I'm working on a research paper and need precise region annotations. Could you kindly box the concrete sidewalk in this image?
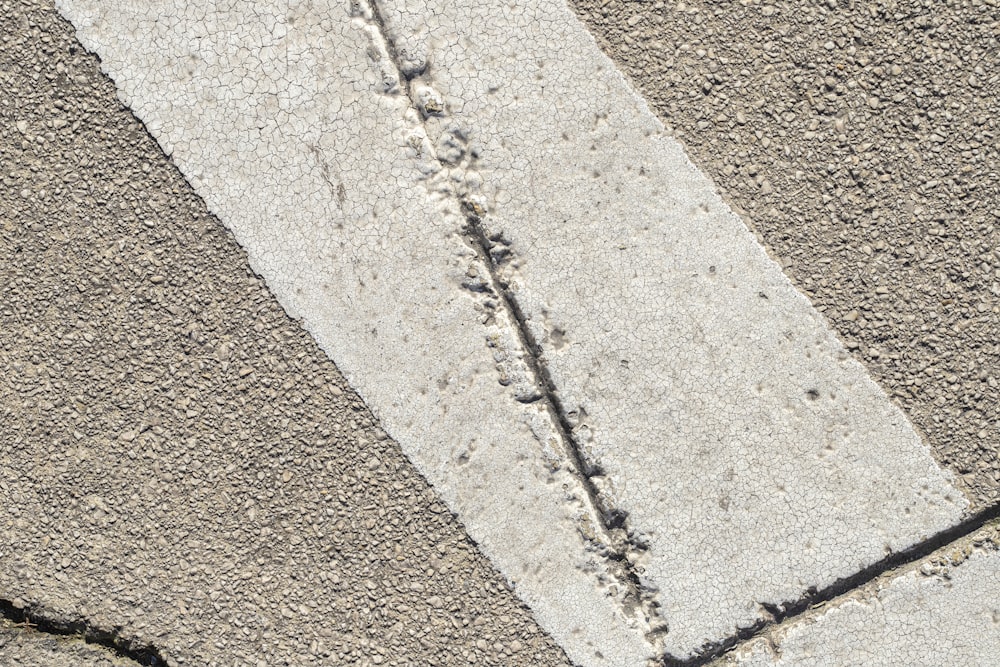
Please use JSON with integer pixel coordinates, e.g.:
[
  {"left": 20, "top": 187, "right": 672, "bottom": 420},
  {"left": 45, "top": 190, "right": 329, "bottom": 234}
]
[{"left": 2, "top": 0, "right": 997, "bottom": 665}]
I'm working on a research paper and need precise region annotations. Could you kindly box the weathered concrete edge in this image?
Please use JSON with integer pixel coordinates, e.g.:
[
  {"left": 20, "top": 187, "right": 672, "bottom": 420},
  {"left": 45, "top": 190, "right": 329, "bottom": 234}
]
[{"left": 710, "top": 515, "right": 1000, "bottom": 665}]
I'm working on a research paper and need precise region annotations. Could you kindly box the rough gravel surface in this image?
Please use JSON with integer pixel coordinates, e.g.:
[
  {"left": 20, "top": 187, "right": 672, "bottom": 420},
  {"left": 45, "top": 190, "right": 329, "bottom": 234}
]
[
  {"left": 571, "top": 0, "right": 1000, "bottom": 506},
  {"left": 0, "top": 2, "right": 573, "bottom": 665}
]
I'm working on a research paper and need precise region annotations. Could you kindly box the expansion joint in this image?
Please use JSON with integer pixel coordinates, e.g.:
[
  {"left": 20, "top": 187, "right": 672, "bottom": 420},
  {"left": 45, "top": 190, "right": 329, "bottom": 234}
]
[{"left": 354, "top": 0, "right": 669, "bottom": 653}]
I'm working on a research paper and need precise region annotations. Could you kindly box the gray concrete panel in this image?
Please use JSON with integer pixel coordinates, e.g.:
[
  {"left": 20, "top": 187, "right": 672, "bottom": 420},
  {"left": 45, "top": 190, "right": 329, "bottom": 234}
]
[{"left": 727, "top": 526, "right": 1000, "bottom": 667}]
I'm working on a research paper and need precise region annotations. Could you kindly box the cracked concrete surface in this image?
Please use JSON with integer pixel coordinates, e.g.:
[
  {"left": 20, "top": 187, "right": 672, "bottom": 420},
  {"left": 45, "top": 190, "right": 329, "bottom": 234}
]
[
  {"left": 47, "top": 0, "right": 662, "bottom": 663},
  {"left": 4, "top": 0, "right": 997, "bottom": 665},
  {"left": 722, "top": 522, "right": 1000, "bottom": 666},
  {"left": 372, "top": 0, "right": 970, "bottom": 656}
]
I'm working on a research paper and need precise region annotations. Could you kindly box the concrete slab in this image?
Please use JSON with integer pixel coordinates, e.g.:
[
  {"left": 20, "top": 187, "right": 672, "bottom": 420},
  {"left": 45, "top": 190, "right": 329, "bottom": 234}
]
[
  {"left": 49, "top": 0, "right": 972, "bottom": 662},
  {"left": 569, "top": 0, "right": 1000, "bottom": 506},
  {"left": 724, "top": 524, "right": 1000, "bottom": 666}
]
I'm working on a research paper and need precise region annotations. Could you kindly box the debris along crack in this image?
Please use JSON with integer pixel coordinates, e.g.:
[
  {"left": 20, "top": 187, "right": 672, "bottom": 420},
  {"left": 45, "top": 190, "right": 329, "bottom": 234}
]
[
  {"left": 460, "top": 208, "right": 667, "bottom": 635},
  {"left": 0, "top": 597, "right": 166, "bottom": 666},
  {"left": 351, "top": 0, "right": 669, "bottom": 653},
  {"left": 679, "top": 504, "right": 1000, "bottom": 667}
]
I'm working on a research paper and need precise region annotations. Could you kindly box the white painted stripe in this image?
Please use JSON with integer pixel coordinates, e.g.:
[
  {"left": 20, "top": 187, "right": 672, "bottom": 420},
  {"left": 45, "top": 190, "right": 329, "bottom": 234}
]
[
  {"left": 55, "top": 1, "right": 652, "bottom": 665},
  {"left": 56, "top": 0, "right": 967, "bottom": 662},
  {"left": 369, "top": 0, "right": 968, "bottom": 657}
]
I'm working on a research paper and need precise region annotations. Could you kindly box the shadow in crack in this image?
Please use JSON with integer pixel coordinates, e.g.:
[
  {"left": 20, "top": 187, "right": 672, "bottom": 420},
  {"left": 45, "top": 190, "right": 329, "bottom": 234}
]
[
  {"left": 0, "top": 598, "right": 166, "bottom": 666},
  {"left": 661, "top": 503, "right": 1000, "bottom": 666}
]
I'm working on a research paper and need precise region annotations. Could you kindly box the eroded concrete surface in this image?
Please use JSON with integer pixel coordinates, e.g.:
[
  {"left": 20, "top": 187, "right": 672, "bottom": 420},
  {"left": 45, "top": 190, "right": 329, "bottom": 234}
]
[
  {"left": 43, "top": 0, "right": 977, "bottom": 663},
  {"left": 724, "top": 523, "right": 1000, "bottom": 667}
]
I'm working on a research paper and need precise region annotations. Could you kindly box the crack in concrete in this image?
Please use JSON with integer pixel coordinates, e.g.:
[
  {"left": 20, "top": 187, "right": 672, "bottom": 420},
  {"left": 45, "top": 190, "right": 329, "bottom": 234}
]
[
  {"left": 678, "top": 503, "right": 1000, "bottom": 666},
  {"left": 355, "top": 0, "right": 670, "bottom": 654},
  {"left": 352, "top": 4, "right": 1000, "bottom": 662},
  {"left": 461, "top": 210, "right": 668, "bottom": 642},
  {"left": 463, "top": 205, "right": 668, "bottom": 646},
  {"left": 352, "top": 0, "right": 415, "bottom": 95},
  {"left": 0, "top": 597, "right": 166, "bottom": 666}
]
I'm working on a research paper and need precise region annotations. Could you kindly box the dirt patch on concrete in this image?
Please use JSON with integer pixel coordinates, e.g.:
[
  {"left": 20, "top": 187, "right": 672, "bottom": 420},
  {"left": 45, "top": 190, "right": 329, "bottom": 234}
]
[{"left": 570, "top": 0, "right": 1000, "bottom": 506}]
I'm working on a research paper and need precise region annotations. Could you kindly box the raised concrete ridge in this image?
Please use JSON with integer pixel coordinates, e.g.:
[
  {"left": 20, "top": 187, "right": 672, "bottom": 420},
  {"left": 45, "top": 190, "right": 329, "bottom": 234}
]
[{"left": 50, "top": 0, "right": 972, "bottom": 663}]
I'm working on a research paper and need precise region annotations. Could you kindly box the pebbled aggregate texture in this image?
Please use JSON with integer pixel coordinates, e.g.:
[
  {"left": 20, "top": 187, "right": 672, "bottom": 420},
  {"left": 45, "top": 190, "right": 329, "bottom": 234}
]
[
  {"left": 0, "top": 2, "right": 574, "bottom": 665},
  {"left": 0, "top": 619, "right": 131, "bottom": 667},
  {"left": 570, "top": 0, "right": 1000, "bottom": 507},
  {"left": 724, "top": 523, "right": 1000, "bottom": 666}
]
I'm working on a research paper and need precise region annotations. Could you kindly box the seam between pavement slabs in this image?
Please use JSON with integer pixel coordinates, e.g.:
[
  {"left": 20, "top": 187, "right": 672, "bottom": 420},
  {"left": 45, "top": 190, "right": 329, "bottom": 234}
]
[
  {"left": 675, "top": 503, "right": 1000, "bottom": 666},
  {"left": 0, "top": 598, "right": 166, "bottom": 666},
  {"left": 359, "top": 0, "right": 671, "bottom": 653}
]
